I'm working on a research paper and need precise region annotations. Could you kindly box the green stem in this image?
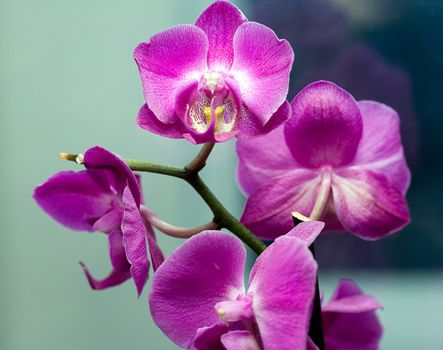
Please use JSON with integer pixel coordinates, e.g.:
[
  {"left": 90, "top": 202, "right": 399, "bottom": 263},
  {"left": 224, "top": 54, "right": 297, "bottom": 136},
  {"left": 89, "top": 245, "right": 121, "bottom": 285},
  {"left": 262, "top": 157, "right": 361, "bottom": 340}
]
[{"left": 61, "top": 153, "right": 266, "bottom": 255}]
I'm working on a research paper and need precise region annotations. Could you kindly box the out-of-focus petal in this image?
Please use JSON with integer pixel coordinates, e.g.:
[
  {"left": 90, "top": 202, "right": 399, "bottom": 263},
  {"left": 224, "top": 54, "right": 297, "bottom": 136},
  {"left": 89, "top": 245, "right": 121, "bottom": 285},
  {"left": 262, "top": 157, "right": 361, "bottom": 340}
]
[
  {"left": 285, "top": 81, "right": 362, "bottom": 168},
  {"left": 351, "top": 101, "right": 411, "bottom": 194},
  {"left": 236, "top": 125, "right": 297, "bottom": 196},
  {"left": 221, "top": 330, "right": 261, "bottom": 350},
  {"left": 332, "top": 168, "right": 410, "bottom": 239},
  {"left": 286, "top": 221, "right": 325, "bottom": 246},
  {"left": 121, "top": 187, "right": 149, "bottom": 296},
  {"left": 84, "top": 146, "right": 140, "bottom": 206},
  {"left": 192, "top": 324, "right": 229, "bottom": 350},
  {"left": 231, "top": 22, "right": 294, "bottom": 124},
  {"left": 149, "top": 231, "right": 246, "bottom": 348},
  {"left": 34, "top": 170, "right": 114, "bottom": 231},
  {"left": 248, "top": 236, "right": 317, "bottom": 350},
  {"left": 134, "top": 25, "right": 208, "bottom": 124},
  {"left": 323, "top": 280, "right": 383, "bottom": 350},
  {"left": 195, "top": 0, "right": 246, "bottom": 71},
  {"left": 137, "top": 104, "right": 187, "bottom": 139},
  {"left": 240, "top": 171, "right": 321, "bottom": 240}
]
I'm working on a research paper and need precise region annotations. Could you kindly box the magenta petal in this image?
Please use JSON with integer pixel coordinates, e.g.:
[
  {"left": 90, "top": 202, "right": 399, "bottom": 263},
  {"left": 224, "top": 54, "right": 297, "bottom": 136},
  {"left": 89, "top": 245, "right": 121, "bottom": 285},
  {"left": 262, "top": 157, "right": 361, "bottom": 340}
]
[
  {"left": 351, "top": 101, "right": 411, "bottom": 194},
  {"left": 285, "top": 81, "right": 363, "bottom": 168},
  {"left": 237, "top": 100, "right": 291, "bottom": 140},
  {"left": 84, "top": 146, "right": 140, "bottom": 206},
  {"left": 121, "top": 187, "right": 149, "bottom": 296},
  {"left": 80, "top": 262, "right": 131, "bottom": 291},
  {"left": 137, "top": 104, "right": 187, "bottom": 139},
  {"left": 307, "top": 337, "right": 320, "bottom": 350},
  {"left": 248, "top": 236, "right": 317, "bottom": 350},
  {"left": 149, "top": 231, "right": 246, "bottom": 348},
  {"left": 323, "top": 280, "right": 383, "bottom": 350},
  {"left": 134, "top": 25, "right": 208, "bottom": 124},
  {"left": 236, "top": 125, "right": 298, "bottom": 196},
  {"left": 108, "top": 230, "right": 131, "bottom": 272},
  {"left": 231, "top": 22, "right": 294, "bottom": 124},
  {"left": 34, "top": 170, "right": 114, "bottom": 231},
  {"left": 240, "top": 171, "right": 320, "bottom": 240},
  {"left": 92, "top": 210, "right": 122, "bottom": 232},
  {"left": 332, "top": 168, "right": 410, "bottom": 239},
  {"left": 144, "top": 221, "right": 164, "bottom": 272},
  {"left": 286, "top": 221, "right": 325, "bottom": 246},
  {"left": 195, "top": 0, "right": 246, "bottom": 71},
  {"left": 192, "top": 324, "right": 229, "bottom": 350},
  {"left": 220, "top": 331, "right": 260, "bottom": 350}
]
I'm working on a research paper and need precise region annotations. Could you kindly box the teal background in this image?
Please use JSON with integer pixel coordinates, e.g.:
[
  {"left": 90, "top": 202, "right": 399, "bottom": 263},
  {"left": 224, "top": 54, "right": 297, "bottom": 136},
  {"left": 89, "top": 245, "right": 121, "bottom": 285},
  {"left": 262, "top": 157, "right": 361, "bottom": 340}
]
[{"left": 1, "top": 0, "right": 441, "bottom": 349}]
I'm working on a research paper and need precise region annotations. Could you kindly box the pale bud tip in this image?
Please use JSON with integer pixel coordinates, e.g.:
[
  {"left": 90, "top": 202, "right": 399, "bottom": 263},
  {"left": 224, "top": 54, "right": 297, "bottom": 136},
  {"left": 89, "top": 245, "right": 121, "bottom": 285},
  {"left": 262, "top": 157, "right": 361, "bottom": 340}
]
[{"left": 58, "top": 152, "right": 70, "bottom": 160}]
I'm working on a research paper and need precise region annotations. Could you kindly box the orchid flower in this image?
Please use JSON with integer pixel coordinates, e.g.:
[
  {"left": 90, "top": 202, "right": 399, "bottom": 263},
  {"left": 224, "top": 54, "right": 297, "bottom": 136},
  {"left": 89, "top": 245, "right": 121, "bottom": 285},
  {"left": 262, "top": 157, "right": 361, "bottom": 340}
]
[
  {"left": 149, "top": 221, "right": 325, "bottom": 350},
  {"left": 134, "top": 0, "right": 294, "bottom": 144},
  {"left": 308, "top": 279, "right": 383, "bottom": 350},
  {"left": 237, "top": 80, "right": 411, "bottom": 240},
  {"left": 33, "top": 146, "right": 163, "bottom": 295}
]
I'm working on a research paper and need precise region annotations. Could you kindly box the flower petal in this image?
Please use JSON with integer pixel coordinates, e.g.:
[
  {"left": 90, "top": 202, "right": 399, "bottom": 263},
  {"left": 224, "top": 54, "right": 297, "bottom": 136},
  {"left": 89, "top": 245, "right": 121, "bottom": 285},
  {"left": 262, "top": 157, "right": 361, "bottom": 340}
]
[
  {"left": 351, "top": 101, "right": 411, "bottom": 194},
  {"left": 134, "top": 25, "right": 208, "bottom": 124},
  {"left": 285, "top": 81, "right": 362, "bottom": 168},
  {"left": 221, "top": 331, "right": 260, "bottom": 350},
  {"left": 248, "top": 236, "right": 317, "bottom": 350},
  {"left": 286, "top": 221, "right": 325, "bottom": 246},
  {"left": 240, "top": 171, "right": 321, "bottom": 240},
  {"left": 108, "top": 230, "right": 131, "bottom": 272},
  {"left": 144, "top": 220, "right": 164, "bottom": 272},
  {"left": 84, "top": 146, "right": 140, "bottom": 206},
  {"left": 121, "top": 187, "right": 149, "bottom": 296},
  {"left": 192, "top": 324, "right": 229, "bottom": 350},
  {"left": 80, "top": 231, "right": 131, "bottom": 290},
  {"left": 195, "top": 0, "right": 246, "bottom": 71},
  {"left": 34, "top": 170, "right": 114, "bottom": 231},
  {"left": 137, "top": 104, "right": 187, "bottom": 139},
  {"left": 231, "top": 22, "right": 294, "bottom": 124},
  {"left": 237, "top": 101, "right": 291, "bottom": 140},
  {"left": 149, "top": 231, "right": 246, "bottom": 348},
  {"left": 80, "top": 262, "right": 131, "bottom": 291},
  {"left": 236, "top": 125, "right": 298, "bottom": 196},
  {"left": 332, "top": 168, "right": 410, "bottom": 239},
  {"left": 323, "top": 280, "right": 383, "bottom": 350}
]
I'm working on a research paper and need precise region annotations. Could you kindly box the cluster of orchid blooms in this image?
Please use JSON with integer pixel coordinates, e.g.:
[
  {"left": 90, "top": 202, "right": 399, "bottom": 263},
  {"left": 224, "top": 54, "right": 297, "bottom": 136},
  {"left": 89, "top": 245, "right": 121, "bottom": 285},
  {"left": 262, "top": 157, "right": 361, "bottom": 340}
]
[{"left": 34, "top": 1, "right": 411, "bottom": 349}]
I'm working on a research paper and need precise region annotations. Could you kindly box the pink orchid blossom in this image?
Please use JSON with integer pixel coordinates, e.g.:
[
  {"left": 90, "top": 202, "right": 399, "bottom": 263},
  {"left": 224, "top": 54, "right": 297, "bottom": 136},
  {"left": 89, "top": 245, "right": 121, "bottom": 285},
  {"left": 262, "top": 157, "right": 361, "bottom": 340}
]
[
  {"left": 308, "top": 279, "right": 383, "bottom": 350},
  {"left": 149, "top": 222, "right": 324, "bottom": 350},
  {"left": 34, "top": 146, "right": 164, "bottom": 295},
  {"left": 134, "top": 0, "right": 294, "bottom": 144},
  {"left": 237, "top": 80, "right": 411, "bottom": 240}
]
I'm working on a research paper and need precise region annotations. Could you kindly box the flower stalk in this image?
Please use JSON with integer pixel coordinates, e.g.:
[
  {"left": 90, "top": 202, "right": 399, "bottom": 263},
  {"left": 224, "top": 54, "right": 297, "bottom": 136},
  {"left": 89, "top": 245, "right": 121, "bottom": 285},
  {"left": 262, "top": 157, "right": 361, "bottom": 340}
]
[{"left": 60, "top": 152, "right": 267, "bottom": 255}]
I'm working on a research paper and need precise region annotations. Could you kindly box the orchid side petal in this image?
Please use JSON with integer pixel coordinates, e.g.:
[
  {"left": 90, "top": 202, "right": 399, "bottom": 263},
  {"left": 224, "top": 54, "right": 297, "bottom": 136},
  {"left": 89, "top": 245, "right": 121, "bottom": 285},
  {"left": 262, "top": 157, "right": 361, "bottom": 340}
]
[
  {"left": 248, "top": 236, "right": 317, "bottom": 350},
  {"left": 192, "top": 323, "right": 229, "bottom": 350},
  {"left": 149, "top": 231, "right": 246, "bottom": 348},
  {"left": 134, "top": 25, "right": 208, "bottom": 124},
  {"left": 137, "top": 104, "right": 187, "bottom": 139},
  {"left": 351, "top": 100, "right": 411, "bottom": 194},
  {"left": 286, "top": 221, "right": 325, "bottom": 246}
]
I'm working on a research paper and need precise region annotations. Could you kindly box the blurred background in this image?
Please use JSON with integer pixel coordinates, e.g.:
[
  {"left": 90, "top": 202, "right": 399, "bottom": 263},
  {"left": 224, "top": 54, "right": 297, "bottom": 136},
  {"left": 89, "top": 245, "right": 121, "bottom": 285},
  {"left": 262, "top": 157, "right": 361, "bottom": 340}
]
[{"left": 1, "top": 0, "right": 442, "bottom": 348}]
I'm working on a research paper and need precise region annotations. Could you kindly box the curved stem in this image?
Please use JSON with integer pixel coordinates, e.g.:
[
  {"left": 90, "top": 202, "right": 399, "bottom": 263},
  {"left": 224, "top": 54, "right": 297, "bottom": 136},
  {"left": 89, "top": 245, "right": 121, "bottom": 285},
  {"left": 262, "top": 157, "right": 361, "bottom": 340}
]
[
  {"left": 60, "top": 153, "right": 266, "bottom": 255},
  {"left": 140, "top": 206, "right": 220, "bottom": 239},
  {"left": 185, "top": 142, "right": 215, "bottom": 173}
]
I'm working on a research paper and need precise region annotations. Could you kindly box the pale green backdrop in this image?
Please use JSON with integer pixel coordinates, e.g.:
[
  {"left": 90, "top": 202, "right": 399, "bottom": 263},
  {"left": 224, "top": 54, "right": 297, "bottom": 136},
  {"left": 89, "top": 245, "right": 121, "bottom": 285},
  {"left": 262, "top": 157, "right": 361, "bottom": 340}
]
[{"left": 1, "top": 0, "right": 441, "bottom": 349}]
